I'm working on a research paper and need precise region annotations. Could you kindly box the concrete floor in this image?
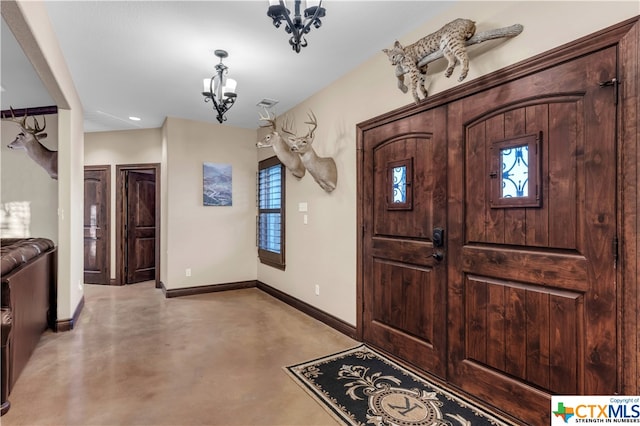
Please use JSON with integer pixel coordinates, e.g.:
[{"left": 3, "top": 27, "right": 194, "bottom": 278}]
[{"left": 2, "top": 282, "right": 357, "bottom": 425}]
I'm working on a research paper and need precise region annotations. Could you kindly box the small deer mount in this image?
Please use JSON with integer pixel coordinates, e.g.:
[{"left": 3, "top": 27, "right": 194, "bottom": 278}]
[
  {"left": 5, "top": 107, "right": 58, "bottom": 180},
  {"left": 383, "top": 19, "right": 524, "bottom": 103},
  {"left": 257, "top": 110, "right": 306, "bottom": 179},
  {"left": 283, "top": 111, "right": 337, "bottom": 193}
]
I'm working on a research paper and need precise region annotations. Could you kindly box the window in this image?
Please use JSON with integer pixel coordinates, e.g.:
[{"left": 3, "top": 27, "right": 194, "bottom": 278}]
[
  {"left": 392, "top": 166, "right": 407, "bottom": 203},
  {"left": 257, "top": 156, "right": 285, "bottom": 269},
  {"left": 500, "top": 145, "right": 529, "bottom": 198},
  {"left": 489, "top": 132, "right": 542, "bottom": 208},
  {"left": 387, "top": 158, "right": 413, "bottom": 210}
]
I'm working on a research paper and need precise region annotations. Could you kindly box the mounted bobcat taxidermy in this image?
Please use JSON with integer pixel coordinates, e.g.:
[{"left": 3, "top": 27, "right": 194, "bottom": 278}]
[
  {"left": 384, "top": 18, "right": 476, "bottom": 104},
  {"left": 384, "top": 20, "right": 524, "bottom": 104},
  {"left": 5, "top": 107, "right": 58, "bottom": 180}
]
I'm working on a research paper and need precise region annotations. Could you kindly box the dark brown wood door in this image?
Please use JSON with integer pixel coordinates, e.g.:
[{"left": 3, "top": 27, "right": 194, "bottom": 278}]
[
  {"left": 362, "top": 107, "right": 448, "bottom": 377},
  {"left": 84, "top": 166, "right": 110, "bottom": 284},
  {"left": 125, "top": 170, "right": 156, "bottom": 284},
  {"left": 446, "top": 46, "right": 618, "bottom": 425}
]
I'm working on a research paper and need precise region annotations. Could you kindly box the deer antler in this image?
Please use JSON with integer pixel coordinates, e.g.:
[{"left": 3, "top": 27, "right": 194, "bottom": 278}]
[
  {"left": 22, "top": 115, "right": 47, "bottom": 136},
  {"left": 304, "top": 111, "right": 317, "bottom": 141},
  {"left": 280, "top": 115, "right": 297, "bottom": 139},
  {"left": 258, "top": 109, "right": 277, "bottom": 130},
  {"left": 26, "top": 115, "right": 46, "bottom": 135},
  {"left": 280, "top": 112, "right": 317, "bottom": 142},
  {"left": 7, "top": 107, "right": 28, "bottom": 129},
  {"left": 7, "top": 107, "right": 46, "bottom": 136}
]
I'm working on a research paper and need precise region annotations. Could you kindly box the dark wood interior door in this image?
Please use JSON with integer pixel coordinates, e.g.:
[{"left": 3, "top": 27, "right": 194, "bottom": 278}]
[
  {"left": 125, "top": 170, "right": 156, "bottom": 284},
  {"left": 446, "top": 46, "right": 618, "bottom": 425},
  {"left": 84, "top": 166, "right": 110, "bottom": 284},
  {"left": 362, "top": 107, "right": 448, "bottom": 377}
]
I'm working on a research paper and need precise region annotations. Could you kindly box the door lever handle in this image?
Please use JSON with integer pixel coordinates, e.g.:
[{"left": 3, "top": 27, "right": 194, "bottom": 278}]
[{"left": 432, "top": 251, "right": 444, "bottom": 261}]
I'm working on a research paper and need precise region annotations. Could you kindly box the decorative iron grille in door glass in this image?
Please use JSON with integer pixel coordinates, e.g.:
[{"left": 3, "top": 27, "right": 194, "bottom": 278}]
[
  {"left": 490, "top": 133, "right": 541, "bottom": 209},
  {"left": 501, "top": 146, "right": 528, "bottom": 198},
  {"left": 393, "top": 166, "right": 407, "bottom": 203},
  {"left": 387, "top": 158, "right": 413, "bottom": 210}
]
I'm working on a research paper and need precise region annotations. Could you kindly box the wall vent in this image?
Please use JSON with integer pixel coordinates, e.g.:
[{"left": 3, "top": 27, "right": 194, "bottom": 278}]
[{"left": 256, "top": 98, "right": 279, "bottom": 108}]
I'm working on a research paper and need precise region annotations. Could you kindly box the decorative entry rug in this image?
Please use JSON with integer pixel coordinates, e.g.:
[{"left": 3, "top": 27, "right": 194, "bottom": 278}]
[{"left": 285, "top": 345, "right": 516, "bottom": 426}]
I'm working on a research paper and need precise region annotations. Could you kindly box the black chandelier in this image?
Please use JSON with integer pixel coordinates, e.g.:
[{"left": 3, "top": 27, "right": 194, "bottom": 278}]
[
  {"left": 267, "top": 0, "right": 326, "bottom": 53},
  {"left": 202, "top": 49, "right": 237, "bottom": 123}
]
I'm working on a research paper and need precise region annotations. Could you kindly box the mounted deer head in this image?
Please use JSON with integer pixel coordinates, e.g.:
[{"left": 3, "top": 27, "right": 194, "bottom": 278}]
[
  {"left": 284, "top": 111, "right": 337, "bottom": 193},
  {"left": 257, "top": 110, "right": 305, "bottom": 179},
  {"left": 6, "top": 107, "right": 58, "bottom": 180}
]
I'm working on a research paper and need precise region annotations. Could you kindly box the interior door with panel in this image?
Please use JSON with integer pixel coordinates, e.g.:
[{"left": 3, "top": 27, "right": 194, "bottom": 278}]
[
  {"left": 125, "top": 170, "right": 156, "bottom": 284},
  {"left": 362, "top": 107, "right": 448, "bottom": 377},
  {"left": 446, "top": 46, "right": 618, "bottom": 425},
  {"left": 84, "top": 165, "right": 110, "bottom": 284}
]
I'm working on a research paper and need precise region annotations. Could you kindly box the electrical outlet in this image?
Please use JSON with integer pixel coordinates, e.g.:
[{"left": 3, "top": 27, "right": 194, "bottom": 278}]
[
  {"left": 185, "top": 268, "right": 191, "bottom": 277},
  {"left": 315, "top": 284, "right": 320, "bottom": 296},
  {"left": 304, "top": 214, "right": 308, "bottom": 225}
]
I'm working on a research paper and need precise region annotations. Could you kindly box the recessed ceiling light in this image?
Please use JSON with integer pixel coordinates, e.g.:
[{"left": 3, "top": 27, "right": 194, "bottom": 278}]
[{"left": 129, "top": 116, "right": 141, "bottom": 121}]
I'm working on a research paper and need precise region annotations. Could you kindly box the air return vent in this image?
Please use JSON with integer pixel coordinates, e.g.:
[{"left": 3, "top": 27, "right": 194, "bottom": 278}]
[{"left": 256, "top": 98, "right": 279, "bottom": 108}]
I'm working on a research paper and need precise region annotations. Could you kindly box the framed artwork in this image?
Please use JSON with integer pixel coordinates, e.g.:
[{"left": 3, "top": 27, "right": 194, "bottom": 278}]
[{"left": 203, "top": 163, "right": 232, "bottom": 206}]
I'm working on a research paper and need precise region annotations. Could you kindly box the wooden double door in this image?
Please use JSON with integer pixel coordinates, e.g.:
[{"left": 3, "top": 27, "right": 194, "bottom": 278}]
[{"left": 360, "top": 45, "right": 618, "bottom": 425}]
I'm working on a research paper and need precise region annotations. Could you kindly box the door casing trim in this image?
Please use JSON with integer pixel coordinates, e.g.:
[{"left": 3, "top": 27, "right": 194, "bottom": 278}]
[
  {"left": 115, "top": 163, "right": 161, "bottom": 287},
  {"left": 84, "top": 165, "right": 111, "bottom": 285}
]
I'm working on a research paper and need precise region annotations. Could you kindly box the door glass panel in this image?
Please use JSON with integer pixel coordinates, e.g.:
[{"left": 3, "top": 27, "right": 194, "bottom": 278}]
[
  {"left": 501, "top": 145, "right": 529, "bottom": 198},
  {"left": 387, "top": 158, "right": 412, "bottom": 210},
  {"left": 392, "top": 166, "right": 407, "bottom": 203},
  {"left": 490, "top": 132, "right": 541, "bottom": 208}
]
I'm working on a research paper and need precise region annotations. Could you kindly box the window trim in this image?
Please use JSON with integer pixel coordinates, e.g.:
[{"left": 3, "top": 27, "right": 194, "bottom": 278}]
[
  {"left": 489, "top": 132, "right": 542, "bottom": 209},
  {"left": 257, "top": 156, "right": 285, "bottom": 270},
  {"left": 386, "top": 158, "right": 413, "bottom": 211}
]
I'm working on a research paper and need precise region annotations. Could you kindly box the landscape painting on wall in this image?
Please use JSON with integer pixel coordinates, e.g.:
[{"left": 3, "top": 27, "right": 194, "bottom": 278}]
[{"left": 203, "top": 163, "right": 232, "bottom": 206}]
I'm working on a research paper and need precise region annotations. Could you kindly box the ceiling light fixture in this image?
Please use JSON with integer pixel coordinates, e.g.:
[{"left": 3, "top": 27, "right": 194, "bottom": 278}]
[
  {"left": 202, "top": 49, "right": 237, "bottom": 123},
  {"left": 267, "top": 0, "right": 326, "bottom": 53}
]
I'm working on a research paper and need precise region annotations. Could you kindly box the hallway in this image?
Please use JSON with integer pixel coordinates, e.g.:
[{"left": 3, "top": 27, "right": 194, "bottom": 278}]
[{"left": 2, "top": 283, "right": 356, "bottom": 425}]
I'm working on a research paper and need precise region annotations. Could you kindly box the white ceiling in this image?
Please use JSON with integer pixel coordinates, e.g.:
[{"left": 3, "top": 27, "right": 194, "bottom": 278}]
[{"left": 1, "top": 1, "right": 453, "bottom": 132}]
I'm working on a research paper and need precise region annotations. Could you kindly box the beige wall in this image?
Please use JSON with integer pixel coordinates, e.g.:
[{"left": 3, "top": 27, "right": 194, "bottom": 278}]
[
  {"left": 7, "top": 1, "right": 637, "bottom": 327},
  {"left": 3, "top": 0, "right": 85, "bottom": 321},
  {"left": 1, "top": 115, "right": 58, "bottom": 242},
  {"left": 85, "top": 128, "right": 162, "bottom": 166},
  {"left": 162, "top": 117, "right": 258, "bottom": 289},
  {"left": 160, "top": 123, "right": 169, "bottom": 289},
  {"left": 85, "top": 128, "right": 163, "bottom": 280},
  {"left": 257, "top": 1, "right": 640, "bottom": 326},
  {"left": 85, "top": 122, "right": 258, "bottom": 288}
]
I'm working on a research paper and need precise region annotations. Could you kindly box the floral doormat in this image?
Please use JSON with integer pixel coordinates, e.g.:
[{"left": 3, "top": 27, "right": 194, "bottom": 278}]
[{"left": 285, "top": 345, "right": 517, "bottom": 426}]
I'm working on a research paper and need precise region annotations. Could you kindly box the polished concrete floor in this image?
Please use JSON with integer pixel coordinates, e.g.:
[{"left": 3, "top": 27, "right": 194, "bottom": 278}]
[{"left": 2, "top": 282, "right": 357, "bottom": 425}]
